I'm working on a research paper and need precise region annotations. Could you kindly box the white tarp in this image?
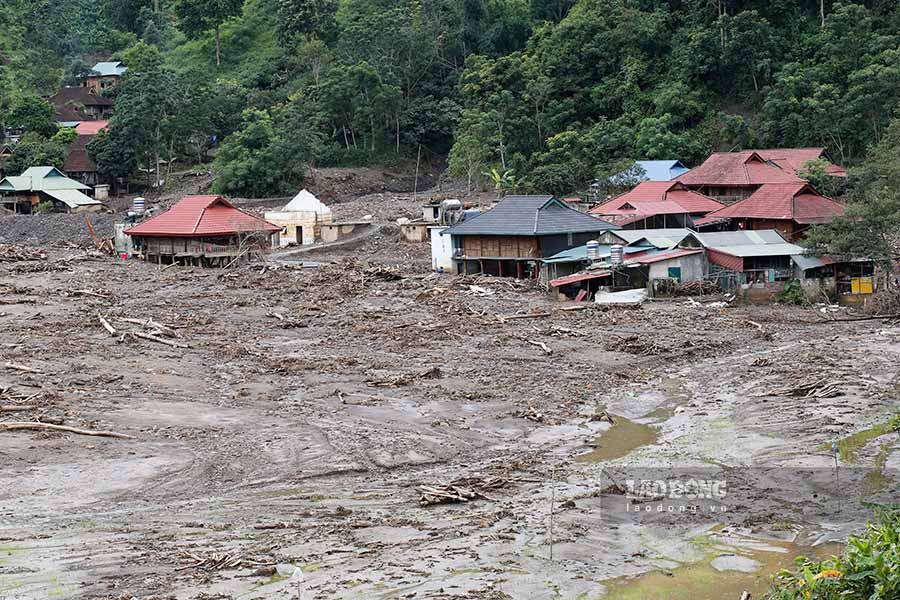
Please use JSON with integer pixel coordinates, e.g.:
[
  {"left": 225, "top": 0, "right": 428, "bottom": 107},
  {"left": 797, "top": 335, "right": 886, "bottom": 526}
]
[{"left": 595, "top": 288, "right": 647, "bottom": 305}]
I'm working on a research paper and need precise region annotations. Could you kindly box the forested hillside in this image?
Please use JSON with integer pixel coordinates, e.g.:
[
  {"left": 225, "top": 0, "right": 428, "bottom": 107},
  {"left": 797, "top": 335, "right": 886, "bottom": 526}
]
[{"left": 2, "top": 0, "right": 900, "bottom": 200}]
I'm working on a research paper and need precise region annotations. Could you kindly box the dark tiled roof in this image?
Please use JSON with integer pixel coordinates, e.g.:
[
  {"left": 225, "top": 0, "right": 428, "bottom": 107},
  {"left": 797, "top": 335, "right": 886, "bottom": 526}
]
[
  {"left": 63, "top": 135, "right": 96, "bottom": 174},
  {"left": 446, "top": 195, "right": 618, "bottom": 236},
  {"left": 49, "top": 87, "right": 114, "bottom": 121}
]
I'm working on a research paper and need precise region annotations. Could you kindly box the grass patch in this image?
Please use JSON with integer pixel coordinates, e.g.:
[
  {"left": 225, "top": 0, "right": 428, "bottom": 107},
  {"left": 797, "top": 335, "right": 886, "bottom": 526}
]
[{"left": 834, "top": 414, "right": 900, "bottom": 463}]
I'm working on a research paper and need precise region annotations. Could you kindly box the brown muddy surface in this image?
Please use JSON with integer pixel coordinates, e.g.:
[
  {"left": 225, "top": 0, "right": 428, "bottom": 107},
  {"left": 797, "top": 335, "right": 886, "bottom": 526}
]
[{"left": 0, "top": 236, "right": 898, "bottom": 599}]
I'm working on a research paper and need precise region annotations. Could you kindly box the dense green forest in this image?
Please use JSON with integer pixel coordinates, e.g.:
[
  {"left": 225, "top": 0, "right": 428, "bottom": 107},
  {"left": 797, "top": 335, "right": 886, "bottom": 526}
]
[{"left": 2, "top": 0, "right": 900, "bottom": 204}]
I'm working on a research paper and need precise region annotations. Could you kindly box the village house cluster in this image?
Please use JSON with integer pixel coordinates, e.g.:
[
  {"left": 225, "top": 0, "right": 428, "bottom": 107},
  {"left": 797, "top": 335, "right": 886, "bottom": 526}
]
[
  {"left": 430, "top": 148, "right": 873, "bottom": 304},
  {"left": 0, "top": 61, "right": 126, "bottom": 212}
]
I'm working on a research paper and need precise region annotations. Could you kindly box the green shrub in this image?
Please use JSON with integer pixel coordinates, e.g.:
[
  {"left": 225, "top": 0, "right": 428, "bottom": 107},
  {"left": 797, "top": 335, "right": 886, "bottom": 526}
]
[
  {"left": 777, "top": 279, "right": 807, "bottom": 305},
  {"left": 35, "top": 200, "right": 55, "bottom": 214},
  {"left": 767, "top": 511, "right": 900, "bottom": 599}
]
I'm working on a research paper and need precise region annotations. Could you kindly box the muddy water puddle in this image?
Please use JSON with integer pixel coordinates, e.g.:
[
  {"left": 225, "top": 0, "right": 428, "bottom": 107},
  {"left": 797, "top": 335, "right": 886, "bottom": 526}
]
[
  {"left": 602, "top": 535, "right": 843, "bottom": 600},
  {"left": 577, "top": 415, "right": 659, "bottom": 462}
]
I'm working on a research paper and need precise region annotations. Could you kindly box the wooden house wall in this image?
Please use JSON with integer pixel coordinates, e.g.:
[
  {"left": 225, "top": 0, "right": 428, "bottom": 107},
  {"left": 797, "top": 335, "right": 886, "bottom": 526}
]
[{"left": 461, "top": 235, "right": 539, "bottom": 258}]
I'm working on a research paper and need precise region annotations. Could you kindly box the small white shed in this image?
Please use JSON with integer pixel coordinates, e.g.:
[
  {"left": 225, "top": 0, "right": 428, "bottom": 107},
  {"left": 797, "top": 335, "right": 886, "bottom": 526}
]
[{"left": 264, "top": 189, "right": 333, "bottom": 246}]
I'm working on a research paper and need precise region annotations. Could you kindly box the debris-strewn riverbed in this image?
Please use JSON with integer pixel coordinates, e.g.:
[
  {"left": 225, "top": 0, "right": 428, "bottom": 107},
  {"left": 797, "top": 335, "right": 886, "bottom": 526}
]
[{"left": 0, "top": 241, "right": 897, "bottom": 600}]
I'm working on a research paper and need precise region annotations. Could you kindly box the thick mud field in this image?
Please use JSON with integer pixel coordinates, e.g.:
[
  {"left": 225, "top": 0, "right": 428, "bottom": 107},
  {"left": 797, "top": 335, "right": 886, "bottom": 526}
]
[{"left": 0, "top": 240, "right": 898, "bottom": 599}]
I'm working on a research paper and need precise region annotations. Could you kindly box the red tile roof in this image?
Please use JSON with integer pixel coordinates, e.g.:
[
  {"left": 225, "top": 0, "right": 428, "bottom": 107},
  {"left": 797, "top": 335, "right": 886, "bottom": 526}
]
[
  {"left": 590, "top": 181, "right": 724, "bottom": 224},
  {"left": 678, "top": 152, "right": 805, "bottom": 186},
  {"left": 74, "top": 121, "right": 108, "bottom": 135},
  {"left": 754, "top": 148, "right": 847, "bottom": 177},
  {"left": 125, "top": 195, "right": 282, "bottom": 237},
  {"left": 702, "top": 183, "right": 845, "bottom": 224}
]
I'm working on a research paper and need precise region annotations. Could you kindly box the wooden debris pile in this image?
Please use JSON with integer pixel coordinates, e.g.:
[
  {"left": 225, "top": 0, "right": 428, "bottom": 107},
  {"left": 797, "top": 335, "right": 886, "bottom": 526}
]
[
  {"left": 176, "top": 551, "right": 276, "bottom": 572},
  {"left": 605, "top": 334, "right": 666, "bottom": 356},
  {"left": 0, "top": 244, "right": 47, "bottom": 262},
  {"left": 98, "top": 314, "right": 190, "bottom": 349},
  {"left": 418, "top": 475, "right": 512, "bottom": 506},
  {"left": 764, "top": 377, "right": 846, "bottom": 399},
  {"left": 672, "top": 280, "right": 719, "bottom": 296},
  {"left": 367, "top": 366, "right": 441, "bottom": 388}
]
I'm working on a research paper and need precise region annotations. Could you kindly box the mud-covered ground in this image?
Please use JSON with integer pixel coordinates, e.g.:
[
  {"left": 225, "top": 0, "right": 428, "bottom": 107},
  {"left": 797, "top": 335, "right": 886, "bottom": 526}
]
[{"left": 0, "top": 236, "right": 898, "bottom": 600}]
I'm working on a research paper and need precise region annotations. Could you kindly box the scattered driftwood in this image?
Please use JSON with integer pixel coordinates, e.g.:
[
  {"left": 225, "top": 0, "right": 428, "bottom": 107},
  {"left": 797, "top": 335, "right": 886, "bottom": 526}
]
[
  {"left": 516, "top": 406, "right": 545, "bottom": 423},
  {"left": 0, "top": 422, "right": 134, "bottom": 439},
  {"left": 812, "top": 313, "right": 900, "bottom": 324},
  {"left": 418, "top": 475, "right": 512, "bottom": 506},
  {"left": 176, "top": 551, "right": 276, "bottom": 572},
  {"left": 367, "top": 366, "right": 441, "bottom": 388},
  {"left": 751, "top": 357, "right": 772, "bottom": 367},
  {"left": 747, "top": 320, "right": 772, "bottom": 340},
  {"left": 589, "top": 411, "right": 616, "bottom": 424},
  {"left": 0, "top": 245, "right": 47, "bottom": 262},
  {"left": 605, "top": 335, "right": 665, "bottom": 356},
  {"left": 4, "top": 362, "right": 42, "bottom": 374},
  {"left": 68, "top": 288, "right": 111, "bottom": 299}
]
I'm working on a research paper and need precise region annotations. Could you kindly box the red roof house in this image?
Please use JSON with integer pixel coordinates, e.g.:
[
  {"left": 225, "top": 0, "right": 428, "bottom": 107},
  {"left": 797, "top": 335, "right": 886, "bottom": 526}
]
[
  {"left": 677, "top": 148, "right": 846, "bottom": 205},
  {"left": 695, "top": 183, "right": 845, "bottom": 241},
  {"left": 590, "top": 181, "right": 724, "bottom": 228},
  {"left": 126, "top": 195, "right": 282, "bottom": 265}
]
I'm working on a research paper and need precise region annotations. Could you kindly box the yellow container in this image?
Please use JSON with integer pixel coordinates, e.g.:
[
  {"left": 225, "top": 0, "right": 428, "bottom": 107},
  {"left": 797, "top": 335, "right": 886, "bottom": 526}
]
[{"left": 851, "top": 277, "right": 874, "bottom": 294}]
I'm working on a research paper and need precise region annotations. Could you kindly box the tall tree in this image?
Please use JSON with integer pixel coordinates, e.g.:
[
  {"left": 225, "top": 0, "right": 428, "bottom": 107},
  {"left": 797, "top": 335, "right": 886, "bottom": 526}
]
[
  {"left": 173, "top": 0, "right": 244, "bottom": 66},
  {"left": 276, "top": 0, "right": 337, "bottom": 48}
]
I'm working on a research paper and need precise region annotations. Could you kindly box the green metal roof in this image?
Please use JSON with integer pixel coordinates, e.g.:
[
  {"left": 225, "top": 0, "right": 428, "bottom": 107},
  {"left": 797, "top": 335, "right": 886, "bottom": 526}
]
[{"left": 0, "top": 167, "right": 89, "bottom": 192}]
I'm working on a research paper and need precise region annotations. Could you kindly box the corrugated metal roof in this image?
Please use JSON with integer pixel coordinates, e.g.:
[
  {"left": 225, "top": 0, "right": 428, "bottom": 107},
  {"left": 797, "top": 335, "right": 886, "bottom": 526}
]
[
  {"left": 543, "top": 243, "right": 647, "bottom": 263},
  {"left": 610, "top": 228, "right": 695, "bottom": 248},
  {"left": 44, "top": 188, "right": 103, "bottom": 208},
  {"left": 125, "top": 195, "right": 282, "bottom": 237},
  {"left": 0, "top": 167, "right": 90, "bottom": 192},
  {"left": 611, "top": 160, "right": 690, "bottom": 182},
  {"left": 694, "top": 230, "right": 786, "bottom": 246},
  {"left": 91, "top": 62, "right": 127, "bottom": 77},
  {"left": 630, "top": 248, "right": 703, "bottom": 265},
  {"left": 444, "top": 195, "right": 617, "bottom": 236},
  {"left": 708, "top": 243, "right": 804, "bottom": 257},
  {"left": 791, "top": 254, "right": 826, "bottom": 270}
]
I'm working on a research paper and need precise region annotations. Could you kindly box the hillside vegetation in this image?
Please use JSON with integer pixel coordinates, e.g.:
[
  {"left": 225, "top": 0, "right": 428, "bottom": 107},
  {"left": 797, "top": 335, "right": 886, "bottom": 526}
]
[{"left": 2, "top": 0, "right": 900, "bottom": 201}]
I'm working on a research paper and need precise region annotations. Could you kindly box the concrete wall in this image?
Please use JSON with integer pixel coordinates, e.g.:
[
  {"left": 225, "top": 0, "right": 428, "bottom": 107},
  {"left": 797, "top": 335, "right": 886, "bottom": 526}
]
[
  {"left": 401, "top": 223, "right": 429, "bottom": 242},
  {"left": 430, "top": 226, "right": 454, "bottom": 272},
  {"left": 264, "top": 210, "right": 333, "bottom": 246},
  {"left": 321, "top": 222, "right": 371, "bottom": 243}
]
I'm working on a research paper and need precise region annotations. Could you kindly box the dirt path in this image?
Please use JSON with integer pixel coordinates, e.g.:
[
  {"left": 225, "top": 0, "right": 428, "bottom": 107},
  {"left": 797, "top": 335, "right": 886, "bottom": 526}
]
[{"left": 0, "top": 246, "right": 897, "bottom": 599}]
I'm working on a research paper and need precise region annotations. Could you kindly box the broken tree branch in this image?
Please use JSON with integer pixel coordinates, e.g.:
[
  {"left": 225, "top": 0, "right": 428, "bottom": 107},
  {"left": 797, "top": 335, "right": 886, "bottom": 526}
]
[{"left": 0, "top": 422, "right": 134, "bottom": 439}]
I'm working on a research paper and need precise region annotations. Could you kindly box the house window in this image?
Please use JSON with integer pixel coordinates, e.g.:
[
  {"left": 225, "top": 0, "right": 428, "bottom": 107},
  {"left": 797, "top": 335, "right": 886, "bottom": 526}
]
[{"left": 668, "top": 267, "right": 682, "bottom": 282}]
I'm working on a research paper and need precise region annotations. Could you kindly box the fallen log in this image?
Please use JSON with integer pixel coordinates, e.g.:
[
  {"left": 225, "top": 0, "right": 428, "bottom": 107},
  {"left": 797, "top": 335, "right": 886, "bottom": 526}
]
[
  {"left": 0, "top": 405, "right": 36, "bottom": 412},
  {"left": 3, "top": 362, "right": 42, "bottom": 374},
  {"left": 0, "top": 422, "right": 134, "bottom": 439},
  {"left": 498, "top": 312, "right": 551, "bottom": 322},
  {"left": 527, "top": 339, "right": 553, "bottom": 355},
  {"left": 129, "top": 331, "right": 190, "bottom": 349},
  {"left": 98, "top": 315, "right": 117, "bottom": 335}
]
